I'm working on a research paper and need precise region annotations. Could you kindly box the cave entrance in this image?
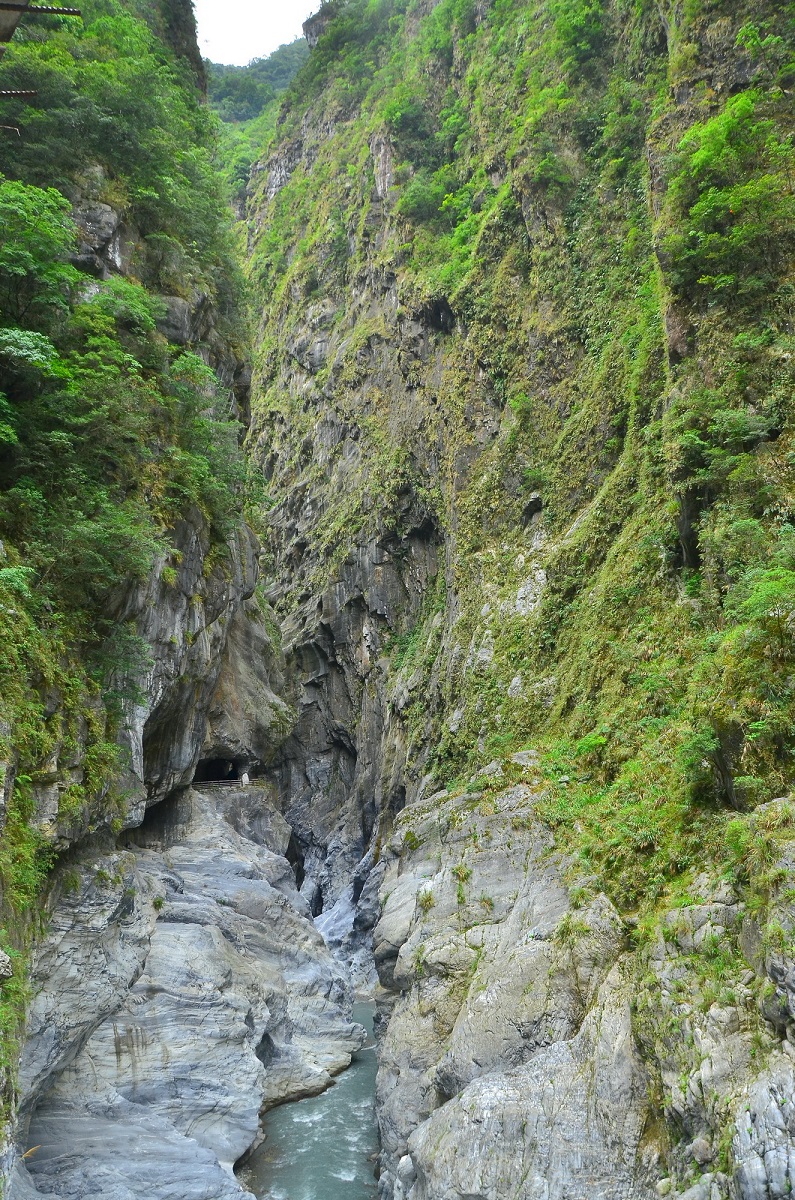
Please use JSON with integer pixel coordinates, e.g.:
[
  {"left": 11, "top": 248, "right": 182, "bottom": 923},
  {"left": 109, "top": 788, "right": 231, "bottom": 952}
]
[{"left": 193, "top": 757, "right": 240, "bottom": 783}]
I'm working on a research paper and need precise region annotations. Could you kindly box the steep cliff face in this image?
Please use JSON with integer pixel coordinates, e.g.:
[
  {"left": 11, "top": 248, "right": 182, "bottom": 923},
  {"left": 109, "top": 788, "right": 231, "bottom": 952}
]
[
  {"left": 0, "top": 0, "right": 285, "bottom": 1178},
  {"left": 372, "top": 774, "right": 653, "bottom": 1200},
  {"left": 244, "top": 0, "right": 795, "bottom": 1195}
]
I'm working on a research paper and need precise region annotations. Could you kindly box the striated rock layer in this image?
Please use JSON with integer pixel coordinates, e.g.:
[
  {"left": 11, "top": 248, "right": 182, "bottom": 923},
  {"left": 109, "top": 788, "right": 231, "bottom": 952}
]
[
  {"left": 12, "top": 784, "right": 363, "bottom": 1200},
  {"left": 372, "top": 775, "right": 658, "bottom": 1200},
  {"left": 372, "top": 777, "right": 795, "bottom": 1200}
]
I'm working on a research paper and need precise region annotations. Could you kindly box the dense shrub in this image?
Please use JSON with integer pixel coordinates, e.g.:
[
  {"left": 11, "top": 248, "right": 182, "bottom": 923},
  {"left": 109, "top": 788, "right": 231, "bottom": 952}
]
[
  {"left": 663, "top": 91, "right": 795, "bottom": 299},
  {"left": 0, "top": 0, "right": 235, "bottom": 295}
]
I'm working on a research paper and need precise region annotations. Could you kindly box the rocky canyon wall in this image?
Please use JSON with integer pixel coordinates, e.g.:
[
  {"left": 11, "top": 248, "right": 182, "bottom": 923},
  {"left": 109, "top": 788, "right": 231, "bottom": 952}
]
[
  {"left": 4, "top": 0, "right": 795, "bottom": 1197},
  {"left": 10, "top": 783, "right": 363, "bottom": 1200},
  {"left": 242, "top": 0, "right": 795, "bottom": 1196}
]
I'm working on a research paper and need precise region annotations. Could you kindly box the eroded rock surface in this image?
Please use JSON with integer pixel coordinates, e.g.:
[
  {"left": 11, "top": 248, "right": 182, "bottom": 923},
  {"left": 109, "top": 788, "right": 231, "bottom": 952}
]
[
  {"left": 407, "top": 963, "right": 651, "bottom": 1200},
  {"left": 12, "top": 785, "right": 363, "bottom": 1200},
  {"left": 371, "top": 784, "right": 795, "bottom": 1200},
  {"left": 112, "top": 518, "right": 267, "bottom": 822},
  {"left": 372, "top": 778, "right": 659, "bottom": 1200}
]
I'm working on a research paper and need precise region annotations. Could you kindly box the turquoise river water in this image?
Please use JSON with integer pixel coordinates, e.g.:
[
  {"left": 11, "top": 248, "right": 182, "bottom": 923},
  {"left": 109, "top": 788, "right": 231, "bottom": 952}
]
[{"left": 239, "top": 1002, "right": 379, "bottom": 1200}]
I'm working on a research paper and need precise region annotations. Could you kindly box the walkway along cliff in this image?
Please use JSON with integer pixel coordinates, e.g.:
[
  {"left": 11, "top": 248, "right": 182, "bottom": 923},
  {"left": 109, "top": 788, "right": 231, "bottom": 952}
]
[{"left": 3, "top": 0, "right": 795, "bottom": 1198}]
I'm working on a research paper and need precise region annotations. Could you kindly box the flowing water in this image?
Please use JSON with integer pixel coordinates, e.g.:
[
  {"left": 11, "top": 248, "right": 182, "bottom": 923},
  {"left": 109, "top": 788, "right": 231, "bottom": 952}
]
[{"left": 240, "top": 1002, "right": 379, "bottom": 1200}]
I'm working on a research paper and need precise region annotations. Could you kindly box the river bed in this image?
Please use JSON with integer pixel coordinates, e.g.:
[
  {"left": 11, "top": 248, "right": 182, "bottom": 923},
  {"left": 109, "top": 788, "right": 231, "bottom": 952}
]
[{"left": 239, "top": 1002, "right": 379, "bottom": 1200}]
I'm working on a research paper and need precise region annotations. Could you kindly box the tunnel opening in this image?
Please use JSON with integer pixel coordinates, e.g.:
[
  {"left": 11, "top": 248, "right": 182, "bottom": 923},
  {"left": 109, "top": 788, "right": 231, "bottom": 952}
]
[{"left": 193, "top": 757, "right": 240, "bottom": 783}]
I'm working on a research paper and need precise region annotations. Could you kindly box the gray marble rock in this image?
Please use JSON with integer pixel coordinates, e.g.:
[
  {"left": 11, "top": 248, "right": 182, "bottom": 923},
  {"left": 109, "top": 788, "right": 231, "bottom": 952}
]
[
  {"left": 407, "top": 963, "right": 653, "bottom": 1200},
  {"left": 732, "top": 1055, "right": 795, "bottom": 1199},
  {"left": 630, "top": 859, "right": 795, "bottom": 1200},
  {"left": 202, "top": 594, "right": 293, "bottom": 772},
  {"left": 372, "top": 783, "right": 657, "bottom": 1200},
  {"left": 17, "top": 1106, "right": 246, "bottom": 1200},
  {"left": 18, "top": 850, "right": 155, "bottom": 1122},
  {"left": 111, "top": 516, "right": 263, "bottom": 821},
  {"left": 28, "top": 513, "right": 264, "bottom": 847},
  {"left": 13, "top": 786, "right": 364, "bottom": 1200}
]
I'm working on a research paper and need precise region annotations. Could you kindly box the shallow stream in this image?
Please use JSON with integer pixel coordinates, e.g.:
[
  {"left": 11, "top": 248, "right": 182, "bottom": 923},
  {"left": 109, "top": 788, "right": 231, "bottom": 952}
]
[{"left": 240, "top": 1002, "right": 379, "bottom": 1200}]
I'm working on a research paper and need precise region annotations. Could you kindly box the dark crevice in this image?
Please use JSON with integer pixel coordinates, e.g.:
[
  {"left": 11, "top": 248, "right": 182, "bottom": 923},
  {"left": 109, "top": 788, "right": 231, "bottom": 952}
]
[
  {"left": 286, "top": 832, "right": 305, "bottom": 890},
  {"left": 675, "top": 487, "right": 703, "bottom": 571},
  {"left": 521, "top": 494, "right": 543, "bottom": 526},
  {"left": 307, "top": 878, "right": 323, "bottom": 917},
  {"left": 389, "top": 785, "right": 406, "bottom": 816},
  {"left": 419, "top": 296, "right": 455, "bottom": 333},
  {"left": 255, "top": 1031, "right": 277, "bottom": 1067},
  {"left": 352, "top": 874, "right": 365, "bottom": 905}
]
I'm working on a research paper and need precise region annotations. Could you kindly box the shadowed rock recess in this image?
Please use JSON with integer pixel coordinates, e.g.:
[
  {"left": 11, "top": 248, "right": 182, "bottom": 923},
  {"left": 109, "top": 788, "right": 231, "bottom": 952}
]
[{"left": 3, "top": 0, "right": 795, "bottom": 1198}]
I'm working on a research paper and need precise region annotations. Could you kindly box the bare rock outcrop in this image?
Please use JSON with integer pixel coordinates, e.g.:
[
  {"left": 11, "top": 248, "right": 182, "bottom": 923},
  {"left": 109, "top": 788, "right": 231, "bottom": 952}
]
[
  {"left": 372, "top": 778, "right": 659, "bottom": 1200},
  {"left": 12, "top": 785, "right": 363, "bottom": 1200},
  {"left": 372, "top": 782, "right": 795, "bottom": 1200}
]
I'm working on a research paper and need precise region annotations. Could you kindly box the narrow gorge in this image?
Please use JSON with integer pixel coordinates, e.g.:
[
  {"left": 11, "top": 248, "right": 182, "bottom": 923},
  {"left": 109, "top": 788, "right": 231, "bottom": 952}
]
[{"left": 1, "top": 0, "right": 795, "bottom": 1197}]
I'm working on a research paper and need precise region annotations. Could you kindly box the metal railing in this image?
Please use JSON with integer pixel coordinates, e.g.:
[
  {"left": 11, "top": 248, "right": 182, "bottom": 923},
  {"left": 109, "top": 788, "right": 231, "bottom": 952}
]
[
  {"left": 0, "top": 0, "right": 82, "bottom": 115},
  {"left": 195, "top": 779, "right": 251, "bottom": 788}
]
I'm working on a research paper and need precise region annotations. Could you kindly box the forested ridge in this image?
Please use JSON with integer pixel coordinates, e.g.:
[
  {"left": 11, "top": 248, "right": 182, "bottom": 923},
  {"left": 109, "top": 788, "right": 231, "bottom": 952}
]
[
  {"left": 207, "top": 39, "right": 309, "bottom": 122},
  {"left": 205, "top": 39, "right": 309, "bottom": 208}
]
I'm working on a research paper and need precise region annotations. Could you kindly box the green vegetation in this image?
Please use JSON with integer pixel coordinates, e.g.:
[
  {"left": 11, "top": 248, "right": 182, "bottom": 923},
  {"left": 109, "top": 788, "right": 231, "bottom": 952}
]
[
  {"left": 0, "top": 0, "right": 247, "bottom": 1124},
  {"left": 0, "top": 0, "right": 790, "bottom": 1166},
  {"left": 207, "top": 40, "right": 308, "bottom": 122},
  {"left": 403, "top": 829, "right": 421, "bottom": 852},
  {"left": 247, "top": 0, "right": 795, "bottom": 936},
  {"left": 207, "top": 39, "right": 309, "bottom": 205},
  {"left": 0, "top": 1, "right": 235, "bottom": 295},
  {"left": 663, "top": 89, "right": 795, "bottom": 299}
]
